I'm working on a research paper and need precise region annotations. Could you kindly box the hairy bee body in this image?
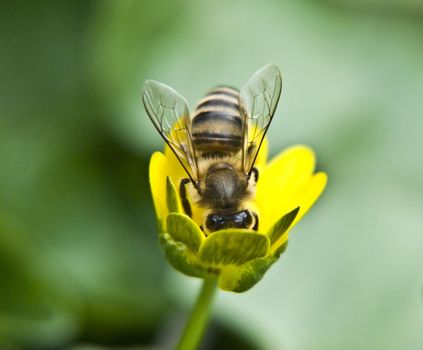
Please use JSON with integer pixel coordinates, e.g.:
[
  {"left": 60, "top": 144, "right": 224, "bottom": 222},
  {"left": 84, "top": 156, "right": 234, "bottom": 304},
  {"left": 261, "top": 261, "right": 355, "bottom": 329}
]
[
  {"left": 189, "top": 86, "right": 257, "bottom": 232},
  {"left": 142, "top": 64, "right": 282, "bottom": 234}
]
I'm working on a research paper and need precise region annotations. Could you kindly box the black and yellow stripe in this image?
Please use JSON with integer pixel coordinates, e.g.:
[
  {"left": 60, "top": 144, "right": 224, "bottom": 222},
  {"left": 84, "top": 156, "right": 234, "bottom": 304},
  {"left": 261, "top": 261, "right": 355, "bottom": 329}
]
[{"left": 192, "top": 87, "right": 243, "bottom": 155}]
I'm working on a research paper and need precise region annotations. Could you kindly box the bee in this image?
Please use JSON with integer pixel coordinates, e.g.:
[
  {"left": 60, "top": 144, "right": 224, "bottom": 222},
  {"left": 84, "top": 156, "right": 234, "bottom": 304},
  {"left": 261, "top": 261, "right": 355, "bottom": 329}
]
[{"left": 142, "top": 64, "right": 282, "bottom": 234}]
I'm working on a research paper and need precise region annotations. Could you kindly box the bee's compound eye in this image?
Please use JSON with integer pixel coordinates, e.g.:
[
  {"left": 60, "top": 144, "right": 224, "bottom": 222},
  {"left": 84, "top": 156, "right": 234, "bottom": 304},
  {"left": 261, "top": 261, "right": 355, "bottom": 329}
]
[
  {"left": 205, "top": 214, "right": 225, "bottom": 232},
  {"left": 234, "top": 210, "right": 251, "bottom": 226},
  {"left": 206, "top": 210, "right": 257, "bottom": 232}
]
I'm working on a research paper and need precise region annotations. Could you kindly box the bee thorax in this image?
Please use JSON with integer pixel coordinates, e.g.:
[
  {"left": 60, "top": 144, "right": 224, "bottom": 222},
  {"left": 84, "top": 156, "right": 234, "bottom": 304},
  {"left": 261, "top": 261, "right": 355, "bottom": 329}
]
[{"left": 201, "top": 163, "right": 246, "bottom": 210}]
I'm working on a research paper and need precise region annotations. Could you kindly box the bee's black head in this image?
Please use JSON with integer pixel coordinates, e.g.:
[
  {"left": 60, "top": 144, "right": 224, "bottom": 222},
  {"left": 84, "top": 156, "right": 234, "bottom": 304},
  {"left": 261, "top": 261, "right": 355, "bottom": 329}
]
[{"left": 205, "top": 210, "right": 258, "bottom": 232}]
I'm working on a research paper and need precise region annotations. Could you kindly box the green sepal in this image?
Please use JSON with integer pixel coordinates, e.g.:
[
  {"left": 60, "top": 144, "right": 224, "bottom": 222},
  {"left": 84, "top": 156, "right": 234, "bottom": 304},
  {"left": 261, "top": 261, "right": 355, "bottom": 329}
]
[
  {"left": 217, "top": 241, "right": 290, "bottom": 292},
  {"left": 274, "top": 241, "right": 288, "bottom": 258},
  {"left": 166, "top": 176, "right": 181, "bottom": 214},
  {"left": 199, "top": 230, "right": 269, "bottom": 266},
  {"left": 156, "top": 218, "right": 164, "bottom": 234},
  {"left": 218, "top": 253, "right": 279, "bottom": 292},
  {"left": 267, "top": 207, "right": 299, "bottom": 246},
  {"left": 159, "top": 233, "right": 208, "bottom": 278},
  {"left": 167, "top": 213, "right": 204, "bottom": 253}
]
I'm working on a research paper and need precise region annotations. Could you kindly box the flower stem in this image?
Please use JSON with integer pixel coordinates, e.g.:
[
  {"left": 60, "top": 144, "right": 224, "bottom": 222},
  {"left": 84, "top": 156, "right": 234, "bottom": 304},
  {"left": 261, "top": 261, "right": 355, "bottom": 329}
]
[{"left": 176, "top": 277, "right": 218, "bottom": 350}]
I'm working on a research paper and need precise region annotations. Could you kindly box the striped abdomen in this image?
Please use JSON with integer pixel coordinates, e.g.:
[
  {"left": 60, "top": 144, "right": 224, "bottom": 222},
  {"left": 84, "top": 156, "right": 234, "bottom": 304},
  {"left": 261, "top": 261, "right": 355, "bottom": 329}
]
[{"left": 191, "top": 87, "right": 242, "bottom": 154}]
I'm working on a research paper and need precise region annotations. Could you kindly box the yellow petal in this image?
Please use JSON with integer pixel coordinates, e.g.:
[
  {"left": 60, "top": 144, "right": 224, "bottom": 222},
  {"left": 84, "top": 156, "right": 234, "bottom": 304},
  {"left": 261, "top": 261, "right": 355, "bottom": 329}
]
[
  {"left": 256, "top": 145, "right": 316, "bottom": 231},
  {"left": 149, "top": 152, "right": 170, "bottom": 223},
  {"left": 291, "top": 171, "right": 327, "bottom": 225},
  {"left": 270, "top": 171, "right": 327, "bottom": 252},
  {"left": 164, "top": 146, "right": 189, "bottom": 185}
]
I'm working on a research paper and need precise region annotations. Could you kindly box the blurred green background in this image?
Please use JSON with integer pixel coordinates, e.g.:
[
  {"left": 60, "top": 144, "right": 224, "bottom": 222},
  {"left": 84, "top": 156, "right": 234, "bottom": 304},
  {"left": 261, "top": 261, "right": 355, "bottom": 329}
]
[{"left": 1, "top": 1, "right": 422, "bottom": 349}]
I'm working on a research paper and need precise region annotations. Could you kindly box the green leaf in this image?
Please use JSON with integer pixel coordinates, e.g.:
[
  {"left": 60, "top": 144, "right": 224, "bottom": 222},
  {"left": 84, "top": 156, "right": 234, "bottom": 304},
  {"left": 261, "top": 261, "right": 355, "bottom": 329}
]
[
  {"left": 166, "top": 176, "right": 181, "bottom": 214},
  {"left": 267, "top": 207, "right": 299, "bottom": 246},
  {"left": 167, "top": 213, "right": 204, "bottom": 253},
  {"left": 159, "top": 233, "right": 208, "bottom": 278},
  {"left": 199, "top": 230, "right": 269, "bottom": 266}
]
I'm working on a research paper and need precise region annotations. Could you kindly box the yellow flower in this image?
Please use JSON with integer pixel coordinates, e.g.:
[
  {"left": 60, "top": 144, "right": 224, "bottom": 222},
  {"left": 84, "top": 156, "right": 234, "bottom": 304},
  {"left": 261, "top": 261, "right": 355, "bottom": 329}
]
[{"left": 149, "top": 139, "right": 327, "bottom": 292}]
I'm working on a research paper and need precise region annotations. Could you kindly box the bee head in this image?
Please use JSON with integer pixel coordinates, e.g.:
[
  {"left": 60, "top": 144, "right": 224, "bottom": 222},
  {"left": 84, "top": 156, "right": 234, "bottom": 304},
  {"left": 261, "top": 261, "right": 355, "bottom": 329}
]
[{"left": 205, "top": 209, "right": 258, "bottom": 233}]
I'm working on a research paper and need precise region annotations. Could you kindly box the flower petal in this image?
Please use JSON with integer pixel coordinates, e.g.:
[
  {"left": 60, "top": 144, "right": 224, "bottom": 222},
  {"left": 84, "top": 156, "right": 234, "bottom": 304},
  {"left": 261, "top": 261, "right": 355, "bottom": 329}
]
[
  {"left": 167, "top": 213, "right": 204, "bottom": 253},
  {"left": 256, "top": 145, "right": 317, "bottom": 231},
  {"left": 291, "top": 171, "right": 328, "bottom": 226},
  {"left": 149, "top": 152, "right": 170, "bottom": 225},
  {"left": 199, "top": 230, "right": 269, "bottom": 266},
  {"left": 268, "top": 171, "right": 327, "bottom": 252},
  {"left": 164, "top": 146, "right": 188, "bottom": 185}
]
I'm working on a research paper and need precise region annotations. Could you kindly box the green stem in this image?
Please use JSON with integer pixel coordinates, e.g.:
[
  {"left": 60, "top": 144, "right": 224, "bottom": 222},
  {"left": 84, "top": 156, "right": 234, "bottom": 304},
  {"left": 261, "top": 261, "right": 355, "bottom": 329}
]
[{"left": 176, "top": 277, "right": 218, "bottom": 350}]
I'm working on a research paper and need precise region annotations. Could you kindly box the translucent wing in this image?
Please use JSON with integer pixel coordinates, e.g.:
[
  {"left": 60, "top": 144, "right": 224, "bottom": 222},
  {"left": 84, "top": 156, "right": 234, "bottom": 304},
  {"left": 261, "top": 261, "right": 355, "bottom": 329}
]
[
  {"left": 142, "top": 80, "right": 199, "bottom": 183},
  {"left": 240, "top": 64, "right": 282, "bottom": 175}
]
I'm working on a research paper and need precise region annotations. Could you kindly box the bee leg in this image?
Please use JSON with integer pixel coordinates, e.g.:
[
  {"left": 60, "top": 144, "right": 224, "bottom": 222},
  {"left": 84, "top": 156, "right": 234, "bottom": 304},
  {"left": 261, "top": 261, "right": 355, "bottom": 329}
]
[
  {"left": 250, "top": 167, "right": 259, "bottom": 184},
  {"left": 252, "top": 212, "right": 259, "bottom": 231},
  {"left": 179, "top": 178, "right": 192, "bottom": 218}
]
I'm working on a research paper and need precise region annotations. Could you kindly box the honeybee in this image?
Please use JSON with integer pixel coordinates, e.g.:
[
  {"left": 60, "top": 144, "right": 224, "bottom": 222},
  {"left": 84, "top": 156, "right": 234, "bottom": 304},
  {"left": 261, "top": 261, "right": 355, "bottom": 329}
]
[{"left": 142, "top": 64, "right": 282, "bottom": 234}]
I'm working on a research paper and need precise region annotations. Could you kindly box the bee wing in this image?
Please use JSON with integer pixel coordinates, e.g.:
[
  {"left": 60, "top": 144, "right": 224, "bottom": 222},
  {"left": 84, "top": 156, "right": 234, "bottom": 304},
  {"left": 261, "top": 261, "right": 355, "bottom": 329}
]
[
  {"left": 142, "top": 80, "right": 199, "bottom": 183},
  {"left": 240, "top": 64, "right": 282, "bottom": 175}
]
